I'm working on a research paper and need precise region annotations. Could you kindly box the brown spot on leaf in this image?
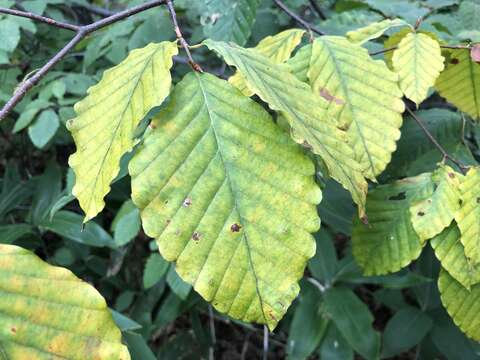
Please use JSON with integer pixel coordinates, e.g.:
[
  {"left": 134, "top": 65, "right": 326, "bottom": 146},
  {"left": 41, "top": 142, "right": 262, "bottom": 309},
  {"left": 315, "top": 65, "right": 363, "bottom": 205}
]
[
  {"left": 11, "top": 327, "right": 16, "bottom": 333},
  {"left": 389, "top": 192, "right": 406, "bottom": 201},
  {"left": 471, "top": 44, "right": 480, "bottom": 63},
  {"left": 319, "top": 88, "right": 345, "bottom": 105},
  {"left": 448, "top": 172, "right": 455, "bottom": 178},
  {"left": 192, "top": 232, "right": 201, "bottom": 241},
  {"left": 417, "top": 211, "right": 425, "bottom": 217},
  {"left": 450, "top": 58, "right": 459, "bottom": 64},
  {"left": 361, "top": 215, "right": 369, "bottom": 225},
  {"left": 302, "top": 140, "right": 313, "bottom": 150},
  {"left": 230, "top": 223, "right": 242, "bottom": 232},
  {"left": 166, "top": 219, "right": 171, "bottom": 225},
  {"left": 477, "top": 197, "right": 480, "bottom": 204},
  {"left": 149, "top": 122, "right": 157, "bottom": 129},
  {"left": 183, "top": 197, "right": 192, "bottom": 207}
]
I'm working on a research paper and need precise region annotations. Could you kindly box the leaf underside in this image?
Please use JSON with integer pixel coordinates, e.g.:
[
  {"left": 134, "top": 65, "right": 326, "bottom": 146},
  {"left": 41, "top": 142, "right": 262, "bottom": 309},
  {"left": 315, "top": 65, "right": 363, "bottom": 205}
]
[
  {"left": 438, "top": 269, "right": 480, "bottom": 341},
  {"left": 0, "top": 244, "right": 130, "bottom": 360},
  {"left": 204, "top": 39, "right": 368, "bottom": 216},
  {"left": 352, "top": 174, "right": 434, "bottom": 275},
  {"left": 68, "top": 41, "right": 177, "bottom": 221},
  {"left": 455, "top": 167, "right": 480, "bottom": 265},
  {"left": 308, "top": 36, "right": 405, "bottom": 180},
  {"left": 392, "top": 32, "right": 444, "bottom": 105},
  {"left": 435, "top": 49, "right": 480, "bottom": 120},
  {"left": 129, "top": 72, "right": 321, "bottom": 330},
  {"left": 229, "top": 28, "right": 305, "bottom": 96},
  {"left": 431, "top": 224, "right": 480, "bottom": 290}
]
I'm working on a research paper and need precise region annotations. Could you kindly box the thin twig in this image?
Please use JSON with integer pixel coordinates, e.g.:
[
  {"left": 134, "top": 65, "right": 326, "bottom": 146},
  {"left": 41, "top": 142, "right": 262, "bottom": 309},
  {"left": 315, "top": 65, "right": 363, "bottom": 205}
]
[
  {"left": 369, "top": 46, "right": 397, "bottom": 56},
  {"left": 166, "top": 0, "right": 202, "bottom": 72},
  {"left": 0, "top": 7, "right": 80, "bottom": 31},
  {"left": 273, "top": 0, "right": 324, "bottom": 36},
  {"left": 308, "top": 0, "right": 326, "bottom": 20},
  {"left": 0, "top": 0, "right": 167, "bottom": 121},
  {"left": 405, "top": 107, "right": 468, "bottom": 174},
  {"left": 263, "top": 326, "right": 269, "bottom": 360}
]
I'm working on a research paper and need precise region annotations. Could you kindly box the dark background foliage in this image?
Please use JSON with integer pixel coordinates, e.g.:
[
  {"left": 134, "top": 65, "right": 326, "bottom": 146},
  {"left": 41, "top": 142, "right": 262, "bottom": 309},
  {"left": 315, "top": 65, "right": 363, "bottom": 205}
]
[{"left": 1, "top": 0, "right": 480, "bottom": 359}]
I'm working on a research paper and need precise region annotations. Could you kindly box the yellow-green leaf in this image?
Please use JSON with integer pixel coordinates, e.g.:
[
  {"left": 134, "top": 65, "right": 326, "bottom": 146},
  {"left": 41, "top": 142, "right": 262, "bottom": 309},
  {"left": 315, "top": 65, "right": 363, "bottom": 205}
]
[
  {"left": 435, "top": 49, "right": 480, "bottom": 120},
  {"left": 431, "top": 224, "right": 480, "bottom": 289},
  {"left": 455, "top": 167, "right": 480, "bottom": 265},
  {"left": 204, "top": 39, "right": 368, "bottom": 217},
  {"left": 383, "top": 28, "right": 413, "bottom": 68},
  {"left": 392, "top": 32, "right": 444, "bottom": 105},
  {"left": 352, "top": 174, "right": 434, "bottom": 275},
  {"left": 67, "top": 42, "right": 178, "bottom": 222},
  {"left": 129, "top": 72, "right": 321, "bottom": 330},
  {"left": 346, "top": 18, "right": 409, "bottom": 45},
  {"left": 438, "top": 269, "right": 480, "bottom": 341},
  {"left": 229, "top": 29, "right": 305, "bottom": 96},
  {"left": 410, "top": 165, "right": 461, "bottom": 242},
  {"left": 308, "top": 36, "right": 405, "bottom": 180},
  {"left": 0, "top": 244, "right": 130, "bottom": 359}
]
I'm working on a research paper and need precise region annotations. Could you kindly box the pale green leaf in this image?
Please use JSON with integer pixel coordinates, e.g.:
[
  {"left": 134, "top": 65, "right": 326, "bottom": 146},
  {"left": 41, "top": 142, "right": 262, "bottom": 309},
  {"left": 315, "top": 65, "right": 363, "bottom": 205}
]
[
  {"left": 438, "top": 269, "right": 480, "bottom": 341},
  {"left": 129, "top": 72, "right": 321, "bottom": 330},
  {"left": 455, "top": 167, "right": 480, "bottom": 265},
  {"left": 229, "top": 29, "right": 305, "bottom": 96},
  {"left": 0, "top": 244, "right": 130, "bottom": 359},
  {"left": 308, "top": 36, "right": 405, "bottom": 180},
  {"left": 431, "top": 224, "right": 480, "bottom": 289},
  {"left": 383, "top": 28, "right": 413, "bottom": 68},
  {"left": 352, "top": 174, "right": 434, "bottom": 275},
  {"left": 28, "top": 109, "right": 59, "bottom": 149},
  {"left": 410, "top": 164, "right": 461, "bottom": 242},
  {"left": 203, "top": 0, "right": 261, "bottom": 46},
  {"left": 392, "top": 32, "right": 444, "bottom": 105},
  {"left": 346, "top": 18, "right": 409, "bottom": 45},
  {"left": 67, "top": 41, "right": 178, "bottom": 222},
  {"left": 204, "top": 39, "right": 368, "bottom": 217},
  {"left": 143, "top": 253, "right": 169, "bottom": 289},
  {"left": 435, "top": 49, "right": 480, "bottom": 120}
]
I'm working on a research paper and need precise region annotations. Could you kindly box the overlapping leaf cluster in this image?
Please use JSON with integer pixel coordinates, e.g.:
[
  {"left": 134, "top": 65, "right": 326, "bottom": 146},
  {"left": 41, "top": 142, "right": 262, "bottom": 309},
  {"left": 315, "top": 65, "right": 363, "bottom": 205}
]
[{"left": 62, "top": 11, "right": 480, "bottom": 344}]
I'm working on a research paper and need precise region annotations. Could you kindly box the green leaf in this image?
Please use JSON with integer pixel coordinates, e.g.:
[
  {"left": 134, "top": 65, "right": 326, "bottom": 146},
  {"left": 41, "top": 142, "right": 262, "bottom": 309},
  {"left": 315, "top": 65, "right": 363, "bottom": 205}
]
[
  {"left": 438, "top": 269, "right": 480, "bottom": 341},
  {"left": 454, "top": 167, "right": 480, "bottom": 265},
  {"left": 0, "top": 224, "right": 33, "bottom": 244},
  {"left": 410, "top": 165, "right": 461, "bottom": 242},
  {"left": 346, "top": 18, "right": 409, "bottom": 45},
  {"left": 204, "top": 39, "right": 368, "bottom": 217},
  {"left": 318, "top": 324, "right": 354, "bottom": 360},
  {"left": 308, "top": 36, "right": 405, "bottom": 180},
  {"left": 431, "top": 223, "right": 480, "bottom": 289},
  {"left": 392, "top": 32, "right": 444, "bottom": 105},
  {"left": 229, "top": 29, "right": 305, "bottom": 96},
  {"left": 111, "top": 200, "right": 141, "bottom": 247},
  {"left": 129, "top": 72, "right": 320, "bottom": 330},
  {"left": 166, "top": 266, "right": 192, "bottom": 300},
  {"left": 435, "top": 49, "right": 480, "bottom": 120},
  {"left": 29, "top": 163, "right": 62, "bottom": 225},
  {"left": 323, "top": 287, "right": 380, "bottom": 360},
  {"left": 203, "top": 0, "right": 261, "bottom": 46},
  {"left": 287, "top": 282, "right": 329, "bottom": 360},
  {"left": 383, "top": 27, "right": 412, "bottom": 68},
  {"left": 382, "top": 306, "right": 433, "bottom": 358},
  {"left": 28, "top": 109, "right": 60, "bottom": 149},
  {"left": 308, "top": 230, "right": 338, "bottom": 286},
  {"left": 0, "top": 19, "right": 20, "bottom": 52},
  {"left": 352, "top": 174, "right": 434, "bottom": 275},
  {"left": 67, "top": 41, "right": 178, "bottom": 222},
  {"left": 0, "top": 244, "right": 130, "bottom": 359},
  {"left": 143, "top": 252, "right": 169, "bottom": 289},
  {"left": 40, "top": 210, "right": 115, "bottom": 248}
]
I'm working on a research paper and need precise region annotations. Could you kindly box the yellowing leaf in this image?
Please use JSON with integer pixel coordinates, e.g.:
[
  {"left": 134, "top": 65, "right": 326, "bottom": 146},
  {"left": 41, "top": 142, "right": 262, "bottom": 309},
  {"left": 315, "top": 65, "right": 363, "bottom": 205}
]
[
  {"left": 455, "top": 167, "right": 480, "bottom": 265},
  {"left": 67, "top": 42, "right": 178, "bottom": 222},
  {"left": 383, "top": 28, "right": 413, "bottom": 68},
  {"left": 410, "top": 165, "right": 461, "bottom": 242},
  {"left": 229, "top": 29, "right": 305, "bottom": 96},
  {"left": 438, "top": 269, "right": 480, "bottom": 341},
  {"left": 435, "top": 49, "right": 480, "bottom": 120},
  {"left": 392, "top": 32, "right": 444, "bottom": 105},
  {"left": 204, "top": 39, "right": 368, "bottom": 217},
  {"left": 352, "top": 174, "right": 434, "bottom": 275},
  {"left": 129, "top": 72, "right": 321, "bottom": 330},
  {"left": 431, "top": 224, "right": 480, "bottom": 290},
  {"left": 346, "top": 18, "right": 409, "bottom": 45},
  {"left": 0, "top": 244, "right": 130, "bottom": 359},
  {"left": 308, "top": 36, "right": 405, "bottom": 180}
]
